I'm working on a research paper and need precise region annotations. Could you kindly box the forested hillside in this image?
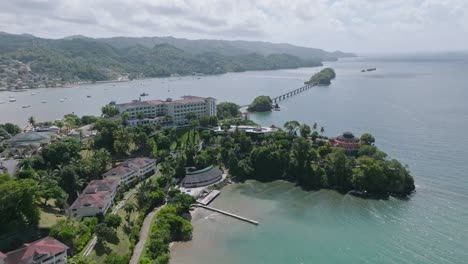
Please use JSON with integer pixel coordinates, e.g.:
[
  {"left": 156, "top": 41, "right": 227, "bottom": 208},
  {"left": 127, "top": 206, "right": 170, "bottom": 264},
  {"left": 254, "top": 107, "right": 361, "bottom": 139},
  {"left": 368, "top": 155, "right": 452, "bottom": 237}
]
[{"left": 0, "top": 32, "right": 353, "bottom": 88}]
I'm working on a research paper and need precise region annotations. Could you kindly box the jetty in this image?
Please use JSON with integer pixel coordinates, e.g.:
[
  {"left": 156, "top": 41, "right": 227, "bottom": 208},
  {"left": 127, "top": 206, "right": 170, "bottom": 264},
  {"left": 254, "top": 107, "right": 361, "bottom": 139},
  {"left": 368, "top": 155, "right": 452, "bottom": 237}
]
[
  {"left": 197, "top": 190, "right": 220, "bottom": 205},
  {"left": 240, "top": 83, "right": 316, "bottom": 108},
  {"left": 194, "top": 204, "right": 259, "bottom": 225}
]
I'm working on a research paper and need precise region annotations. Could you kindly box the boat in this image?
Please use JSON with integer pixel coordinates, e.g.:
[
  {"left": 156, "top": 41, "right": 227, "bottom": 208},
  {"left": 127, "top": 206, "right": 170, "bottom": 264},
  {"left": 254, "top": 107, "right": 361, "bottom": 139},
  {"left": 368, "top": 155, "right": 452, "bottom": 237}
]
[
  {"left": 87, "top": 95, "right": 92, "bottom": 98},
  {"left": 140, "top": 92, "right": 149, "bottom": 96},
  {"left": 366, "top": 68, "right": 377, "bottom": 72},
  {"left": 0, "top": 101, "right": 5, "bottom": 104},
  {"left": 22, "top": 105, "right": 31, "bottom": 108},
  {"left": 31, "top": 92, "right": 36, "bottom": 95},
  {"left": 9, "top": 98, "right": 16, "bottom": 102},
  {"left": 41, "top": 101, "right": 47, "bottom": 103},
  {"left": 59, "top": 99, "right": 65, "bottom": 102}
]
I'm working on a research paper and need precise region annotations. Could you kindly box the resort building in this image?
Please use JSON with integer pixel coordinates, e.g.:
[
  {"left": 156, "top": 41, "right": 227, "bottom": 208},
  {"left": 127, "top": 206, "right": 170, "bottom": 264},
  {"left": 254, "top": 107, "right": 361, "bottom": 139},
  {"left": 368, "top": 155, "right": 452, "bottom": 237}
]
[
  {"left": 6, "top": 131, "right": 53, "bottom": 148},
  {"left": 69, "top": 179, "right": 119, "bottom": 219},
  {"left": 103, "top": 157, "right": 156, "bottom": 185},
  {"left": 0, "top": 236, "right": 68, "bottom": 264},
  {"left": 181, "top": 166, "right": 223, "bottom": 188},
  {"left": 329, "top": 132, "right": 361, "bottom": 153},
  {"left": 115, "top": 96, "right": 216, "bottom": 126}
]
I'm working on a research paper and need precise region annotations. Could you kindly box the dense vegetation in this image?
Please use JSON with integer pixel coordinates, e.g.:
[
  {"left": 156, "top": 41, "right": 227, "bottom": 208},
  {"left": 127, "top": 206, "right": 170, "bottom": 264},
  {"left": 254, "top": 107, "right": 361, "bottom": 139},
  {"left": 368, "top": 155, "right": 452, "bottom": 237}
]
[
  {"left": 0, "top": 33, "right": 334, "bottom": 83},
  {"left": 216, "top": 102, "right": 242, "bottom": 119},
  {"left": 223, "top": 122, "right": 415, "bottom": 196},
  {"left": 305, "top": 68, "right": 336, "bottom": 85},
  {"left": 247, "top": 96, "right": 273, "bottom": 112}
]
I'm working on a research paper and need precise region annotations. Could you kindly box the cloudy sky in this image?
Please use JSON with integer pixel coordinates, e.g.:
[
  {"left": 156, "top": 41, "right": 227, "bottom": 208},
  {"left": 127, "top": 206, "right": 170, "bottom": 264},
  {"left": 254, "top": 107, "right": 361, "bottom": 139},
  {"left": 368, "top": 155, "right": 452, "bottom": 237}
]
[{"left": 1, "top": 0, "right": 467, "bottom": 53}]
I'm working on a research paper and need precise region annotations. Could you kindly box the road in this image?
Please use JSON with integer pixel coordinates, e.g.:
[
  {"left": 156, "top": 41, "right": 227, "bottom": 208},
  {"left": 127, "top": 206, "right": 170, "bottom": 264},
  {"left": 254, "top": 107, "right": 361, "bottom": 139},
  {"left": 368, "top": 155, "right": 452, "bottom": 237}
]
[{"left": 128, "top": 205, "right": 164, "bottom": 264}]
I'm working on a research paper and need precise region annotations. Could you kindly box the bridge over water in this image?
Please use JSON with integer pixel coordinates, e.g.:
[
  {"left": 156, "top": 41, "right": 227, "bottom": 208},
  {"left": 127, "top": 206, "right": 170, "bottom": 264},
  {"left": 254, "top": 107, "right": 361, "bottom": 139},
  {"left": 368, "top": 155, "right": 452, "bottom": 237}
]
[{"left": 241, "top": 82, "right": 316, "bottom": 108}]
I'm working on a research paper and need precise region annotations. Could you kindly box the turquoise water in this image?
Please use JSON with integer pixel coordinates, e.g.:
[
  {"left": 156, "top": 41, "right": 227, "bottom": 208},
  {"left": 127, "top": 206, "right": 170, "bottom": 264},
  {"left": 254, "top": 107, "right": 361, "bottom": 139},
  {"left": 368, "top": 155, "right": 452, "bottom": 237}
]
[
  {"left": 1, "top": 53, "right": 467, "bottom": 263},
  {"left": 170, "top": 55, "right": 468, "bottom": 264}
]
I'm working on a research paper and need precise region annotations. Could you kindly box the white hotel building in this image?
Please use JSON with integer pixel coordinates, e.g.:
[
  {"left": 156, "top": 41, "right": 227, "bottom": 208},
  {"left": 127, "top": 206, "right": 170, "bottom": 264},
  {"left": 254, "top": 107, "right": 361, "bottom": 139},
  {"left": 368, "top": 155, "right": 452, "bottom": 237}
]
[{"left": 115, "top": 96, "right": 216, "bottom": 126}]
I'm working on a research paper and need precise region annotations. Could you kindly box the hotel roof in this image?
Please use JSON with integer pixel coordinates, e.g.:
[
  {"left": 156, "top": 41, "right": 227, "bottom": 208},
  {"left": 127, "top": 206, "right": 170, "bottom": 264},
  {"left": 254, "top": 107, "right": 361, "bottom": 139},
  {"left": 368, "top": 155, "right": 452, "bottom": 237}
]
[
  {"left": 70, "top": 192, "right": 112, "bottom": 210},
  {"left": 2, "top": 237, "right": 68, "bottom": 264},
  {"left": 116, "top": 96, "right": 214, "bottom": 109},
  {"left": 83, "top": 179, "right": 119, "bottom": 194}
]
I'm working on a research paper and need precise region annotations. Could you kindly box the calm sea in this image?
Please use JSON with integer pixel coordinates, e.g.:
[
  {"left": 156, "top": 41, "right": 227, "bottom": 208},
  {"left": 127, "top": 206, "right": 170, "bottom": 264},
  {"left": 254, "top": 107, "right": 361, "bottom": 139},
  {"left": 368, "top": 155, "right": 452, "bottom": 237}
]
[{"left": 1, "top": 54, "right": 467, "bottom": 263}]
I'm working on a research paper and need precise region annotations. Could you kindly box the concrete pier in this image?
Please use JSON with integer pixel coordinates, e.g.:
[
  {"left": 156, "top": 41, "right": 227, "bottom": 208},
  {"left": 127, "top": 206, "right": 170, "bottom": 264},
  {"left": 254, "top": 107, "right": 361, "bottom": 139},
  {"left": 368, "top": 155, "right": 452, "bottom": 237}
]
[{"left": 194, "top": 204, "right": 259, "bottom": 225}]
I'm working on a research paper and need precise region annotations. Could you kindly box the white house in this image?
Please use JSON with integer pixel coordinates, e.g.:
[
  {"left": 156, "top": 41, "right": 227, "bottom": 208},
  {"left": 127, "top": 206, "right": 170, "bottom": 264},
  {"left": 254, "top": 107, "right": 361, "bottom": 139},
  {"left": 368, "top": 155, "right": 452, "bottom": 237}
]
[
  {"left": 69, "top": 179, "right": 119, "bottom": 219},
  {"left": 0, "top": 237, "right": 68, "bottom": 264}
]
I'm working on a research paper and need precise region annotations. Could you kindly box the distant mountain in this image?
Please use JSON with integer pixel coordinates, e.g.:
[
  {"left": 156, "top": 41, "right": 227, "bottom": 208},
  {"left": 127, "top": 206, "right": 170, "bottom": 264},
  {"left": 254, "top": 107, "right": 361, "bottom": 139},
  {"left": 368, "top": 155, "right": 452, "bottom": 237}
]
[
  {"left": 0, "top": 32, "right": 355, "bottom": 88},
  {"left": 95, "top": 36, "right": 355, "bottom": 61}
]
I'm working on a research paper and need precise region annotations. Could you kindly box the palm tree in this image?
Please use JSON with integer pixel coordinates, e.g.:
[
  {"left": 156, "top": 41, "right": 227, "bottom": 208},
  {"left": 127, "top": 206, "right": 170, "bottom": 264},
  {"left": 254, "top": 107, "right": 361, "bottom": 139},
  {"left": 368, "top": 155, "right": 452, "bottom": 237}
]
[
  {"left": 283, "top": 120, "right": 300, "bottom": 135},
  {"left": 121, "top": 111, "right": 129, "bottom": 126},
  {"left": 124, "top": 203, "right": 136, "bottom": 221},
  {"left": 313, "top": 122, "right": 318, "bottom": 131},
  {"left": 28, "top": 116, "right": 36, "bottom": 127},
  {"left": 320, "top": 126, "right": 325, "bottom": 135}
]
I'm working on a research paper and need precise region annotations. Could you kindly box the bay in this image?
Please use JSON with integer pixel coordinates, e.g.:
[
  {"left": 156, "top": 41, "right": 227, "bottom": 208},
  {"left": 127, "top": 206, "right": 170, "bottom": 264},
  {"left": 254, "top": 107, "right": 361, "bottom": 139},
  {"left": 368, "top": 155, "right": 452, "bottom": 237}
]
[{"left": 1, "top": 54, "right": 467, "bottom": 263}]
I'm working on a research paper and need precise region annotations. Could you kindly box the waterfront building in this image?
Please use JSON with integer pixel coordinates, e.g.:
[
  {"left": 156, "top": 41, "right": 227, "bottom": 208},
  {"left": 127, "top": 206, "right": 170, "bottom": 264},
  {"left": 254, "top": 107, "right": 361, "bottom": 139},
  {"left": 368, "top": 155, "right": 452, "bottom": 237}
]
[
  {"left": 69, "top": 179, "right": 119, "bottom": 219},
  {"left": 213, "top": 125, "right": 279, "bottom": 134},
  {"left": 181, "top": 166, "right": 223, "bottom": 188},
  {"left": 115, "top": 96, "right": 216, "bottom": 126},
  {"left": 6, "top": 131, "right": 53, "bottom": 148},
  {"left": 102, "top": 157, "right": 156, "bottom": 185},
  {"left": 329, "top": 132, "right": 361, "bottom": 153},
  {"left": 0, "top": 237, "right": 68, "bottom": 264}
]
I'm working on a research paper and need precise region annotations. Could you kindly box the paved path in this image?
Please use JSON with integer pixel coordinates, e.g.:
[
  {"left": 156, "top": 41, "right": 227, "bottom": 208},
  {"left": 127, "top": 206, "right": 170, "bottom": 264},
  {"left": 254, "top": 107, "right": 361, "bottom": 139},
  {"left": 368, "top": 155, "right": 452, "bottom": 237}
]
[
  {"left": 82, "top": 190, "right": 136, "bottom": 257},
  {"left": 129, "top": 205, "right": 164, "bottom": 264}
]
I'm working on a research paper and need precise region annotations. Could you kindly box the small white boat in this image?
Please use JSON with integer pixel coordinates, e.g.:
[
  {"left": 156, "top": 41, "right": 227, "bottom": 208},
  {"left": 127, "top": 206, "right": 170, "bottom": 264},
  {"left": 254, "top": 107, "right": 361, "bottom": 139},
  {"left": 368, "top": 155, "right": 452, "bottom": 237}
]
[
  {"left": 22, "top": 105, "right": 31, "bottom": 108},
  {"left": 9, "top": 98, "right": 16, "bottom": 102},
  {"left": 31, "top": 92, "right": 36, "bottom": 95},
  {"left": 59, "top": 99, "right": 65, "bottom": 102}
]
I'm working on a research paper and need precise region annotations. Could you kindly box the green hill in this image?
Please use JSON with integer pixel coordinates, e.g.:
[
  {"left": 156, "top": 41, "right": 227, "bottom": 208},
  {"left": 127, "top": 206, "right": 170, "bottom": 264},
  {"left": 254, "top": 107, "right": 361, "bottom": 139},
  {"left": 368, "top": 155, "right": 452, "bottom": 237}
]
[{"left": 0, "top": 32, "right": 354, "bottom": 85}]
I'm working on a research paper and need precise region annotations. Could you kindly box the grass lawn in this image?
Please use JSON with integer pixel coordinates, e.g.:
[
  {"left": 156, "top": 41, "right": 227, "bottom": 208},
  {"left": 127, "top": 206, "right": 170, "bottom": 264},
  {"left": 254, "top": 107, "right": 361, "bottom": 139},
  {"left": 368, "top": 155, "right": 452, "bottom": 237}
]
[
  {"left": 89, "top": 196, "right": 140, "bottom": 264},
  {"left": 38, "top": 199, "right": 66, "bottom": 228}
]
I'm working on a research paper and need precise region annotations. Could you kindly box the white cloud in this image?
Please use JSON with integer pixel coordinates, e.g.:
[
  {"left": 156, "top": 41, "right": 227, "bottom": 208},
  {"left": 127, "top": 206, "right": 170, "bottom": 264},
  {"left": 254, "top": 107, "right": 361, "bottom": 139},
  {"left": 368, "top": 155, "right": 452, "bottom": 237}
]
[{"left": 0, "top": 0, "right": 467, "bottom": 53}]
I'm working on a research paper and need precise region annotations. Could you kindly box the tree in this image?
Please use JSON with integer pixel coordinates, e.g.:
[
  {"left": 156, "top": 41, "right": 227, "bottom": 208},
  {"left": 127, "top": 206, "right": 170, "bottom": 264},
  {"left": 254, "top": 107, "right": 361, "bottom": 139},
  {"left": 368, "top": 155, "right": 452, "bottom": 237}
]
[
  {"left": 124, "top": 203, "right": 136, "bottom": 221},
  {"left": 299, "top": 124, "right": 311, "bottom": 138},
  {"left": 221, "top": 123, "right": 231, "bottom": 132},
  {"left": 247, "top": 96, "right": 273, "bottom": 112},
  {"left": 305, "top": 68, "right": 336, "bottom": 85},
  {"left": 199, "top": 115, "right": 210, "bottom": 127},
  {"left": 28, "top": 116, "right": 36, "bottom": 127},
  {"left": 360, "top": 133, "right": 375, "bottom": 145},
  {"left": 0, "top": 123, "right": 21, "bottom": 135},
  {"left": 284, "top": 120, "right": 300, "bottom": 135},
  {"left": 137, "top": 112, "right": 145, "bottom": 122},
  {"left": 320, "top": 126, "right": 325, "bottom": 135},
  {"left": 104, "top": 214, "right": 122, "bottom": 229},
  {"left": 101, "top": 105, "right": 119, "bottom": 117},
  {"left": 121, "top": 111, "right": 129, "bottom": 126},
  {"left": 95, "top": 223, "right": 116, "bottom": 244},
  {"left": 312, "top": 122, "right": 318, "bottom": 131},
  {"left": 56, "top": 165, "right": 84, "bottom": 203},
  {"left": 41, "top": 137, "right": 82, "bottom": 169},
  {"left": 216, "top": 102, "right": 241, "bottom": 119},
  {"left": 185, "top": 112, "right": 197, "bottom": 122}
]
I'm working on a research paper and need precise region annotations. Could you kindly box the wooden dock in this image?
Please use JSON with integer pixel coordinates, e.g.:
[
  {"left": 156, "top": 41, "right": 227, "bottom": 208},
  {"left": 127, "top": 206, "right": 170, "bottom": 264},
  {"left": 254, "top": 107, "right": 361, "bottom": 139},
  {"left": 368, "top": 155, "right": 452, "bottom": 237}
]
[
  {"left": 197, "top": 190, "right": 220, "bottom": 205},
  {"left": 194, "top": 204, "right": 259, "bottom": 225}
]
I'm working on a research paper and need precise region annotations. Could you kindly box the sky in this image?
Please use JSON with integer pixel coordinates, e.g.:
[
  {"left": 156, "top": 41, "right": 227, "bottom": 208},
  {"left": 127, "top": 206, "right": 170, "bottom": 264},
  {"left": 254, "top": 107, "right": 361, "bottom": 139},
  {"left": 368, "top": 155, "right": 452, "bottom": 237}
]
[{"left": 1, "top": 0, "right": 467, "bottom": 53}]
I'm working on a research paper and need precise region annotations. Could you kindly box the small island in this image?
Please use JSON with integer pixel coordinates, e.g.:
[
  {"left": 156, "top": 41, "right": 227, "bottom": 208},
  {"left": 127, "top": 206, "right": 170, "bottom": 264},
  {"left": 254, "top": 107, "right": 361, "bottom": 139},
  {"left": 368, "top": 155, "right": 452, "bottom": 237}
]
[
  {"left": 247, "top": 95, "right": 273, "bottom": 112},
  {"left": 305, "top": 68, "right": 336, "bottom": 85}
]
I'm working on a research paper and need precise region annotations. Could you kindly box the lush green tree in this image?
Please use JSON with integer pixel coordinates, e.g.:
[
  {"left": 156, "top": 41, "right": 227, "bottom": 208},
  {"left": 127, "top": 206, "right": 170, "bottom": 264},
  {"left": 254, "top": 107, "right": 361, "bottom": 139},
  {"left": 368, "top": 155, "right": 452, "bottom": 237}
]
[
  {"left": 0, "top": 177, "right": 40, "bottom": 231},
  {"left": 101, "top": 105, "right": 119, "bottom": 117},
  {"left": 360, "top": 133, "right": 375, "bottom": 145},
  {"left": 80, "top": 115, "right": 98, "bottom": 125},
  {"left": 95, "top": 223, "right": 117, "bottom": 244},
  {"left": 299, "top": 124, "right": 311, "bottom": 138},
  {"left": 171, "top": 193, "right": 195, "bottom": 215},
  {"left": 0, "top": 122, "right": 21, "bottom": 135},
  {"left": 216, "top": 102, "right": 241, "bottom": 119},
  {"left": 104, "top": 214, "right": 122, "bottom": 229},
  {"left": 185, "top": 112, "right": 197, "bottom": 121},
  {"left": 41, "top": 137, "right": 82, "bottom": 168},
  {"left": 56, "top": 165, "right": 84, "bottom": 202},
  {"left": 247, "top": 95, "right": 273, "bottom": 112},
  {"left": 283, "top": 120, "right": 300, "bottom": 135},
  {"left": 113, "top": 128, "right": 132, "bottom": 157},
  {"left": 156, "top": 134, "right": 171, "bottom": 150},
  {"left": 199, "top": 115, "right": 211, "bottom": 127},
  {"left": 124, "top": 203, "right": 136, "bottom": 221}
]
